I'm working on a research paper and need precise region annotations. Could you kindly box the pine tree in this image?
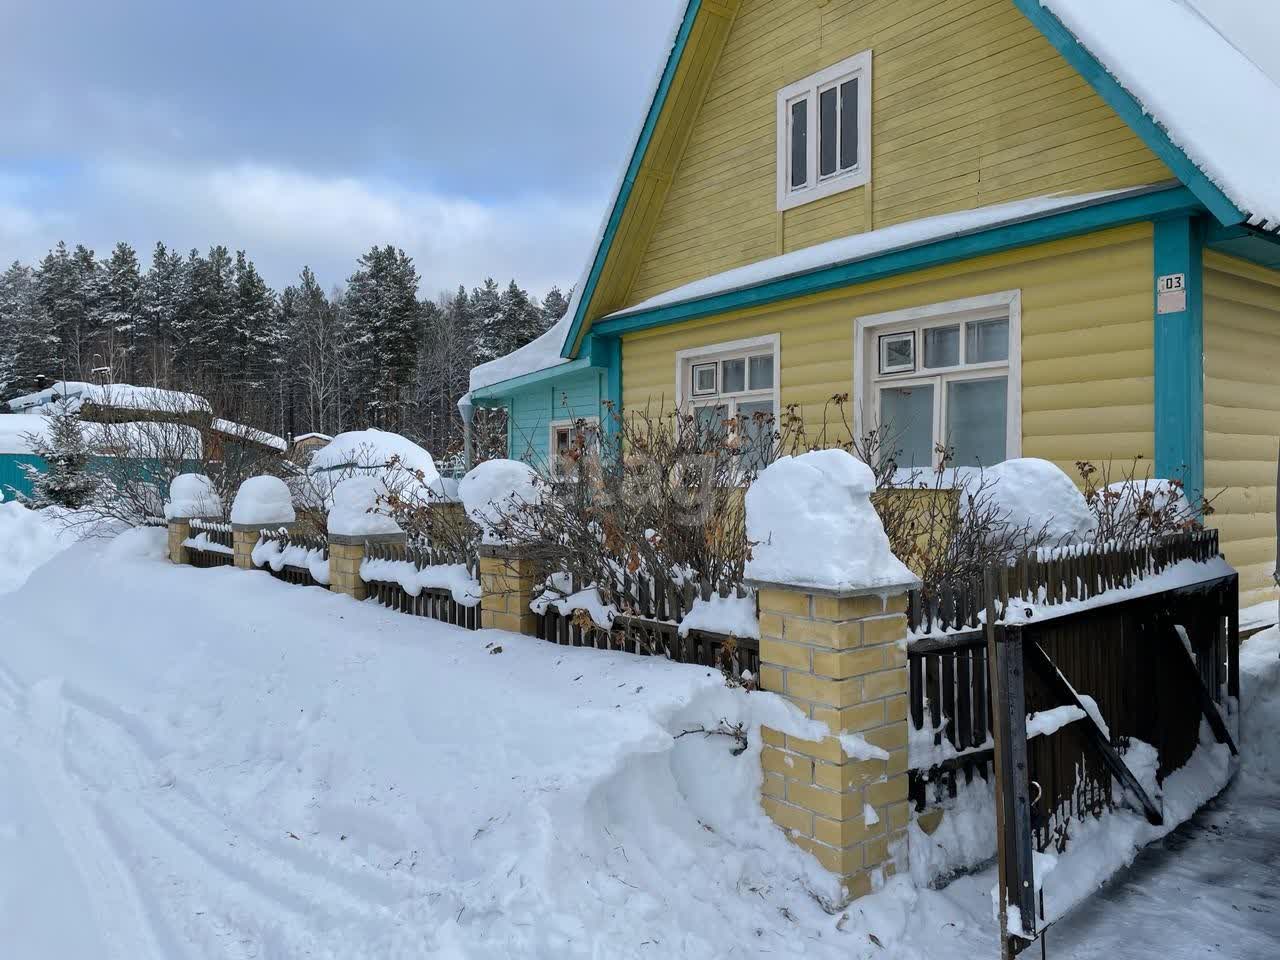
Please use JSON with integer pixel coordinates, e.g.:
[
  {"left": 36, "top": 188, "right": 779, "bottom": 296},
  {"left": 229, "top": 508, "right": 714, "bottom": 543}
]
[
  {"left": 98, "top": 242, "right": 142, "bottom": 381},
  {"left": 181, "top": 245, "right": 236, "bottom": 381},
  {"left": 540, "top": 286, "right": 571, "bottom": 326},
  {"left": 495, "top": 279, "right": 545, "bottom": 358},
  {"left": 136, "top": 243, "right": 189, "bottom": 387},
  {"left": 232, "top": 250, "right": 277, "bottom": 385},
  {"left": 468, "top": 278, "right": 503, "bottom": 365},
  {"left": 342, "top": 246, "right": 421, "bottom": 431},
  {"left": 24, "top": 407, "right": 98, "bottom": 508},
  {"left": 2, "top": 262, "right": 59, "bottom": 394},
  {"left": 36, "top": 241, "right": 97, "bottom": 379}
]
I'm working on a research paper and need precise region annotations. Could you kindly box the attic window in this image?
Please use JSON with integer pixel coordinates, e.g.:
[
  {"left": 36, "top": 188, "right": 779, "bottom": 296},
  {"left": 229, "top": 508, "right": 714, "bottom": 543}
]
[{"left": 777, "top": 51, "right": 872, "bottom": 211}]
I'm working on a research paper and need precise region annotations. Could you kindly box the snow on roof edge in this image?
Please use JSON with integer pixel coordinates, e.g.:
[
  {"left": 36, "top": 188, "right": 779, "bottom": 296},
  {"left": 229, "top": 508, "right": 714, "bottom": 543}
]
[
  {"left": 1037, "top": 0, "right": 1280, "bottom": 229},
  {"left": 467, "top": 1, "right": 695, "bottom": 395},
  {"left": 608, "top": 187, "right": 1153, "bottom": 319}
]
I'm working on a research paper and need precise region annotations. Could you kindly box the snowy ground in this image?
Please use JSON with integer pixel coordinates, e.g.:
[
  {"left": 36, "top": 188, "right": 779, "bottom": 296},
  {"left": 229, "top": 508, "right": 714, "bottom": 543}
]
[{"left": 0, "top": 519, "right": 1276, "bottom": 958}]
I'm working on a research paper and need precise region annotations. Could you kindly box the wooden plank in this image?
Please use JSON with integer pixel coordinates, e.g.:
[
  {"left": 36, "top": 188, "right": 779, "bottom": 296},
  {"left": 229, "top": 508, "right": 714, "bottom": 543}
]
[
  {"left": 1169, "top": 622, "right": 1239, "bottom": 756},
  {"left": 1023, "top": 639, "right": 1164, "bottom": 826}
]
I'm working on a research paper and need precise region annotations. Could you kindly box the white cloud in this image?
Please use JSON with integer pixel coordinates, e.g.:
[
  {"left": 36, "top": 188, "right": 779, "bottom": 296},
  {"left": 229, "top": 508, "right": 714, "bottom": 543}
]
[{"left": 1, "top": 161, "right": 604, "bottom": 297}]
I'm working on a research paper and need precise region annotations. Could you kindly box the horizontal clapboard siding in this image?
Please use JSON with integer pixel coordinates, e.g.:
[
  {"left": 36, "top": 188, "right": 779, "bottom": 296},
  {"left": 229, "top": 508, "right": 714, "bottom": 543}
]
[
  {"left": 507, "top": 368, "right": 607, "bottom": 471},
  {"left": 625, "top": 0, "right": 1168, "bottom": 308},
  {"left": 1204, "top": 253, "right": 1280, "bottom": 608},
  {"left": 624, "top": 223, "right": 1154, "bottom": 484}
]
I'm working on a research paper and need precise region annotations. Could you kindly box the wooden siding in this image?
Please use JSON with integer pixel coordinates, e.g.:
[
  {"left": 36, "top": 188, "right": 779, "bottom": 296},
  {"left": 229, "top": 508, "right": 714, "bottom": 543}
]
[
  {"left": 1204, "top": 252, "right": 1280, "bottom": 608},
  {"left": 507, "top": 368, "right": 607, "bottom": 470},
  {"left": 623, "top": 224, "right": 1154, "bottom": 481},
  {"left": 624, "top": 0, "right": 1169, "bottom": 309}
]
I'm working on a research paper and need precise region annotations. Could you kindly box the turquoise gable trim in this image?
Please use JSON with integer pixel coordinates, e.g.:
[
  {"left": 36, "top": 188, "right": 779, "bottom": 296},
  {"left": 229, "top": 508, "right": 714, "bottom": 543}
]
[
  {"left": 1013, "top": 0, "right": 1244, "bottom": 228},
  {"left": 593, "top": 185, "right": 1205, "bottom": 338},
  {"left": 559, "top": 0, "right": 701, "bottom": 361},
  {"left": 1153, "top": 216, "right": 1206, "bottom": 505}
]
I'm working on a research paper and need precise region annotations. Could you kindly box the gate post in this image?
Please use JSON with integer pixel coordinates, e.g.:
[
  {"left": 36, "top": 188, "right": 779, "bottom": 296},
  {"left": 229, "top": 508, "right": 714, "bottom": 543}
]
[
  {"left": 988, "top": 621, "right": 1037, "bottom": 956},
  {"left": 328, "top": 533, "right": 406, "bottom": 601},
  {"left": 750, "top": 577, "right": 918, "bottom": 905}
]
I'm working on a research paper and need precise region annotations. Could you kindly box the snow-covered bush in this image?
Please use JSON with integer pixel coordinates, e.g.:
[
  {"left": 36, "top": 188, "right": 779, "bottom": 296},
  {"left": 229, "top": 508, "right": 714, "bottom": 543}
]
[
  {"left": 165, "top": 474, "right": 223, "bottom": 520},
  {"left": 1078, "top": 458, "right": 1209, "bottom": 545},
  {"left": 458, "top": 459, "right": 541, "bottom": 545},
  {"left": 328, "top": 476, "right": 402, "bottom": 538},
  {"left": 746, "top": 449, "right": 915, "bottom": 592},
  {"left": 974, "top": 458, "right": 1096, "bottom": 545},
  {"left": 231, "top": 476, "right": 296, "bottom": 526}
]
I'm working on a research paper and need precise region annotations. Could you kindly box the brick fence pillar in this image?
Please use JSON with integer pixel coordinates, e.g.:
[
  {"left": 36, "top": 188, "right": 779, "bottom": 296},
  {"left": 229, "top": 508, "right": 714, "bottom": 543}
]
[
  {"left": 750, "top": 578, "right": 916, "bottom": 905},
  {"left": 168, "top": 518, "right": 193, "bottom": 565},
  {"left": 327, "top": 532, "right": 407, "bottom": 600},
  {"left": 478, "top": 544, "right": 539, "bottom": 635},
  {"left": 231, "top": 524, "right": 260, "bottom": 570}
]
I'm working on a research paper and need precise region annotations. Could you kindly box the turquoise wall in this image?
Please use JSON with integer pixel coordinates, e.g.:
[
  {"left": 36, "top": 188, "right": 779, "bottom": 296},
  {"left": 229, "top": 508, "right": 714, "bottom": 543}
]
[
  {"left": 506, "top": 366, "right": 607, "bottom": 468},
  {"left": 0, "top": 454, "right": 46, "bottom": 499}
]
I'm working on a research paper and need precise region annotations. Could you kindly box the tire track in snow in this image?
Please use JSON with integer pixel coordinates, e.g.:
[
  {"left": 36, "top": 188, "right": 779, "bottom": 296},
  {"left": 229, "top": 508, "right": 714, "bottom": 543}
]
[{"left": 49, "top": 682, "right": 414, "bottom": 933}]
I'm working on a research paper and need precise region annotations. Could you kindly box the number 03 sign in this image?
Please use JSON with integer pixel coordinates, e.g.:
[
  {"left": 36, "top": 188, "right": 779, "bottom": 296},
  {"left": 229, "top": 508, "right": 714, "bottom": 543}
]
[{"left": 1156, "top": 272, "right": 1187, "bottom": 315}]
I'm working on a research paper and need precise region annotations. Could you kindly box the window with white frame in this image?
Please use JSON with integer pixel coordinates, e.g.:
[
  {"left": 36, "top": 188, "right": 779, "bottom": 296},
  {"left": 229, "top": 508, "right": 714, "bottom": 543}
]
[
  {"left": 857, "top": 294, "right": 1020, "bottom": 471},
  {"left": 549, "top": 417, "right": 598, "bottom": 476},
  {"left": 777, "top": 50, "right": 872, "bottom": 211},
  {"left": 679, "top": 337, "right": 779, "bottom": 469}
]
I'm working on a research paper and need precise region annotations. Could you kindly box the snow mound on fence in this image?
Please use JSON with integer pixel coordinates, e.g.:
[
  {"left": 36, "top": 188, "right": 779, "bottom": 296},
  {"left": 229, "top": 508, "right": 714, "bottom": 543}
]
[
  {"left": 360, "top": 557, "right": 479, "bottom": 606},
  {"left": 230, "top": 475, "right": 296, "bottom": 526},
  {"left": 309, "top": 429, "right": 440, "bottom": 486},
  {"left": 746, "top": 449, "right": 916, "bottom": 592},
  {"left": 976, "top": 458, "right": 1096, "bottom": 544},
  {"left": 252, "top": 536, "right": 330, "bottom": 585},
  {"left": 328, "top": 476, "right": 401, "bottom": 537},
  {"left": 459, "top": 459, "right": 541, "bottom": 545},
  {"left": 164, "top": 473, "right": 222, "bottom": 520}
]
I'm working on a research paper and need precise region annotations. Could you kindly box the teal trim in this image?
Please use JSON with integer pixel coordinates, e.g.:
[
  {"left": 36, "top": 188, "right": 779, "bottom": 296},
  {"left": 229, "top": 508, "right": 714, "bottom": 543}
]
[
  {"left": 560, "top": 0, "right": 701, "bottom": 360},
  {"left": 593, "top": 185, "right": 1205, "bottom": 338},
  {"left": 599, "top": 336, "right": 623, "bottom": 435},
  {"left": 1153, "top": 216, "right": 1205, "bottom": 505},
  {"left": 1013, "top": 0, "right": 1245, "bottom": 227},
  {"left": 470, "top": 356, "right": 594, "bottom": 403},
  {"left": 1204, "top": 223, "right": 1280, "bottom": 271}
]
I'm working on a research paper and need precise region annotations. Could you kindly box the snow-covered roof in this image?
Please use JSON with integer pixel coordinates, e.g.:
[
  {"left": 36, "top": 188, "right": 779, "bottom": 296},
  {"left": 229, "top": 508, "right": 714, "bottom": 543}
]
[
  {"left": 211, "top": 418, "right": 287, "bottom": 452},
  {"left": 1039, "top": 0, "right": 1280, "bottom": 229},
  {"left": 0, "top": 413, "right": 203, "bottom": 457},
  {"left": 0, "top": 415, "right": 50, "bottom": 455},
  {"left": 468, "top": 312, "right": 574, "bottom": 394},
  {"left": 7, "top": 381, "right": 212, "bottom": 415},
  {"left": 609, "top": 188, "right": 1143, "bottom": 319},
  {"left": 291, "top": 432, "right": 332, "bottom": 443}
]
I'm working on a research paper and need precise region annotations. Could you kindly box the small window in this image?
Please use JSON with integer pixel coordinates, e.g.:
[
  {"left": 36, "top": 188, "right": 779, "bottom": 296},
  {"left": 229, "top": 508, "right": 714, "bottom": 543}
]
[
  {"left": 923, "top": 325, "right": 960, "bottom": 369},
  {"left": 692, "top": 362, "right": 718, "bottom": 397},
  {"left": 966, "top": 318, "right": 1009, "bottom": 363},
  {"left": 748, "top": 355, "right": 774, "bottom": 390},
  {"left": 879, "top": 332, "right": 915, "bottom": 375},
  {"left": 550, "top": 419, "right": 598, "bottom": 477},
  {"left": 777, "top": 51, "right": 872, "bottom": 211}
]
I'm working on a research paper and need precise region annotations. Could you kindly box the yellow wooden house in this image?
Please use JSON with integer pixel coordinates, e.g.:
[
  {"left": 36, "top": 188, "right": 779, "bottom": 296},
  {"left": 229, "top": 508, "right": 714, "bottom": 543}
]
[{"left": 467, "top": 0, "right": 1280, "bottom": 607}]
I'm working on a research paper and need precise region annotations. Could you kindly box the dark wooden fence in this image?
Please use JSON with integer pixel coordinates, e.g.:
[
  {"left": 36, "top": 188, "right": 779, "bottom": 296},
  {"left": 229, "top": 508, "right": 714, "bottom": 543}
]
[
  {"left": 361, "top": 541, "right": 480, "bottom": 631},
  {"left": 908, "top": 531, "right": 1237, "bottom": 832},
  {"left": 186, "top": 519, "right": 233, "bottom": 569},
  {"left": 533, "top": 575, "right": 761, "bottom": 680},
  {"left": 255, "top": 530, "right": 329, "bottom": 589}
]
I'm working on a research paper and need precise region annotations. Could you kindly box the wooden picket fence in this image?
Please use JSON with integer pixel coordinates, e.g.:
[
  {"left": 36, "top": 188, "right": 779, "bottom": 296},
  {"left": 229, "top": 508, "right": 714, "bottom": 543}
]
[
  {"left": 361, "top": 541, "right": 481, "bottom": 631},
  {"left": 255, "top": 529, "right": 329, "bottom": 589},
  {"left": 534, "top": 573, "right": 761, "bottom": 680},
  {"left": 186, "top": 519, "right": 233, "bottom": 568},
  {"left": 907, "top": 529, "right": 1238, "bottom": 858}
]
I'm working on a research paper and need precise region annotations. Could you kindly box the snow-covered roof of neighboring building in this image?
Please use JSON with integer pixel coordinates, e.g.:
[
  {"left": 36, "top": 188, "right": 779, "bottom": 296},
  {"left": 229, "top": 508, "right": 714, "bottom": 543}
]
[
  {"left": 7, "top": 381, "right": 212, "bottom": 415},
  {"left": 0, "top": 413, "right": 203, "bottom": 456},
  {"left": 608, "top": 188, "right": 1144, "bottom": 319},
  {"left": 211, "top": 418, "right": 287, "bottom": 452},
  {"left": 291, "top": 432, "right": 332, "bottom": 443},
  {"left": 0, "top": 415, "right": 50, "bottom": 455},
  {"left": 1039, "top": 0, "right": 1280, "bottom": 229}
]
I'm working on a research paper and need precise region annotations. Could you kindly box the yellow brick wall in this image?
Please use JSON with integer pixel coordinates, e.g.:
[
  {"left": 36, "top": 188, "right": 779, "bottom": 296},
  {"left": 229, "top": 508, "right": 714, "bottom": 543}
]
[
  {"left": 625, "top": 0, "right": 1169, "bottom": 307},
  {"left": 1204, "top": 253, "right": 1280, "bottom": 608},
  {"left": 623, "top": 224, "right": 1155, "bottom": 479}
]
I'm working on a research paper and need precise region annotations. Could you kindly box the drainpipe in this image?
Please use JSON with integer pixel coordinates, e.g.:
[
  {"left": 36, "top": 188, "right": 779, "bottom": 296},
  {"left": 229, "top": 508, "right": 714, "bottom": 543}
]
[{"left": 458, "top": 393, "right": 475, "bottom": 472}]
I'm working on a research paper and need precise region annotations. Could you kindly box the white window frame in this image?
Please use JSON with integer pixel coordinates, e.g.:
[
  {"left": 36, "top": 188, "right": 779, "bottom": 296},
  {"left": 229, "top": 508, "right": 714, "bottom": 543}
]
[
  {"left": 853, "top": 291, "right": 1022, "bottom": 472},
  {"left": 675, "top": 333, "right": 781, "bottom": 422},
  {"left": 548, "top": 416, "right": 599, "bottom": 477},
  {"left": 776, "top": 50, "right": 872, "bottom": 212}
]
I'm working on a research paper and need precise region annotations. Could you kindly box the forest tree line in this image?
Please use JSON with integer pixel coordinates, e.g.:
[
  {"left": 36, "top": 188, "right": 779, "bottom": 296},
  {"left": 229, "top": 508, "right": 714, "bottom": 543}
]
[{"left": 0, "top": 240, "right": 568, "bottom": 454}]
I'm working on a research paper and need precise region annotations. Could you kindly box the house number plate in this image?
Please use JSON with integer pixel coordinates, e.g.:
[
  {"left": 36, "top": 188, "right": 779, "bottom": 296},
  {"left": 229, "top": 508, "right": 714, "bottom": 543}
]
[{"left": 1156, "top": 273, "right": 1187, "bottom": 314}]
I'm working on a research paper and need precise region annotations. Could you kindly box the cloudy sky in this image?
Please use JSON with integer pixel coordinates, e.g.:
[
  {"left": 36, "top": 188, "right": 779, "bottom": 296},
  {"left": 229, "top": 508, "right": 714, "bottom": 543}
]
[{"left": 0, "top": 0, "right": 684, "bottom": 298}]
